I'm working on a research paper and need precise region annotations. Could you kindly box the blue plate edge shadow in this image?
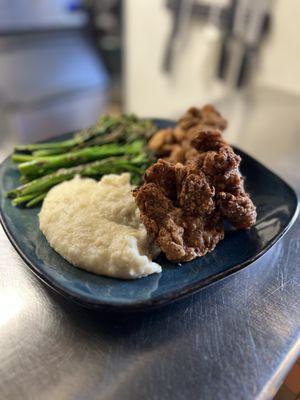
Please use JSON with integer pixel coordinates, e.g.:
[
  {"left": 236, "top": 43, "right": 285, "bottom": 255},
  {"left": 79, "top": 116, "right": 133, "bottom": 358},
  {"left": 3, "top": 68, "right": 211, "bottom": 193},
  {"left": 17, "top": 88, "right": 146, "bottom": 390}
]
[{"left": 0, "top": 138, "right": 299, "bottom": 312}]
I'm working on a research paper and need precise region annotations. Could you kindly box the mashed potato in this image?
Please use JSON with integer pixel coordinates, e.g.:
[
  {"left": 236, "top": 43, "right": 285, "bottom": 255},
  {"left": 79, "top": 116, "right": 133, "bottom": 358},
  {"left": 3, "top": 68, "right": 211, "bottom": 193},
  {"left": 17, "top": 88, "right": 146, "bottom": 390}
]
[{"left": 39, "top": 173, "right": 161, "bottom": 279}]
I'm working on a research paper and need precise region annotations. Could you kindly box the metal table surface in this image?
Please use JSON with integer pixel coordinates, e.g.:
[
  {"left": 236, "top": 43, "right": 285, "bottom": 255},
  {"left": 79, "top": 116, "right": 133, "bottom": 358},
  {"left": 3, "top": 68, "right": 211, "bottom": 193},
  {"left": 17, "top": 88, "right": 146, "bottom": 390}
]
[{"left": 0, "top": 87, "right": 299, "bottom": 400}]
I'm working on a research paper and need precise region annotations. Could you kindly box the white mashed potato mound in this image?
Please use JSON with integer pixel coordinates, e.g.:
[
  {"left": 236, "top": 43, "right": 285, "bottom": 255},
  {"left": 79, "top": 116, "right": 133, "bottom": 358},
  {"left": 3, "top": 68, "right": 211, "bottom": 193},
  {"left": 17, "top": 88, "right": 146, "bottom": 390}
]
[{"left": 39, "top": 173, "right": 161, "bottom": 279}]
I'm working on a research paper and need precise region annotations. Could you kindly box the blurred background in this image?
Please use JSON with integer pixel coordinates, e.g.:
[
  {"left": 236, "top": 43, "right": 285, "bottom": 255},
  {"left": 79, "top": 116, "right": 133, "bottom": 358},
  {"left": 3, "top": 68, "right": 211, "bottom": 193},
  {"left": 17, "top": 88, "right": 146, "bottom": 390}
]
[
  {"left": 0, "top": 0, "right": 300, "bottom": 159},
  {"left": 0, "top": 2, "right": 299, "bottom": 398}
]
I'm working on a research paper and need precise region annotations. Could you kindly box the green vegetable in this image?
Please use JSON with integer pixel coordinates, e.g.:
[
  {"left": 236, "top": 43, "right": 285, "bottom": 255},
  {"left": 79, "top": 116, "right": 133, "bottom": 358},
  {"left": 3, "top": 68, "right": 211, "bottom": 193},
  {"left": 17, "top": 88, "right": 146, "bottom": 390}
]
[
  {"left": 11, "top": 194, "right": 38, "bottom": 207},
  {"left": 8, "top": 113, "right": 157, "bottom": 207},
  {"left": 7, "top": 155, "right": 151, "bottom": 207},
  {"left": 26, "top": 193, "right": 47, "bottom": 207},
  {"left": 14, "top": 114, "right": 156, "bottom": 154},
  {"left": 18, "top": 140, "right": 144, "bottom": 180}
]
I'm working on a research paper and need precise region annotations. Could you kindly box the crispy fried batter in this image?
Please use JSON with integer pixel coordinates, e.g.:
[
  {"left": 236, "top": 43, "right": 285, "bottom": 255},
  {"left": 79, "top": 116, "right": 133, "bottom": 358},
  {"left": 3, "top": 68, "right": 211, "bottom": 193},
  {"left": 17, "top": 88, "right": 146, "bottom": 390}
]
[
  {"left": 133, "top": 160, "right": 224, "bottom": 262},
  {"left": 148, "top": 128, "right": 175, "bottom": 156},
  {"left": 148, "top": 105, "right": 228, "bottom": 163},
  {"left": 190, "top": 129, "right": 227, "bottom": 152},
  {"left": 134, "top": 105, "right": 256, "bottom": 263},
  {"left": 217, "top": 192, "right": 257, "bottom": 230},
  {"left": 178, "top": 105, "right": 228, "bottom": 131},
  {"left": 178, "top": 171, "right": 215, "bottom": 215}
]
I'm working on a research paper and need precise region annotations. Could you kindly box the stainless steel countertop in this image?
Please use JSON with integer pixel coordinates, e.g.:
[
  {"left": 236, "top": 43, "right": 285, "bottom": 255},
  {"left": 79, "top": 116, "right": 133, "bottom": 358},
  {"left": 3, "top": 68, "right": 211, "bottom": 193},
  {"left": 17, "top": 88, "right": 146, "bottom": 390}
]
[{"left": 0, "top": 87, "right": 299, "bottom": 400}]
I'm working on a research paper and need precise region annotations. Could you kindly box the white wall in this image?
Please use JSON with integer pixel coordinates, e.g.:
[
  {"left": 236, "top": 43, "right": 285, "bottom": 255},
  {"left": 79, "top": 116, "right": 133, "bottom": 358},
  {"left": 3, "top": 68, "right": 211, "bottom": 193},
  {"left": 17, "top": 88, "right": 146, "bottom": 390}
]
[
  {"left": 124, "top": 0, "right": 225, "bottom": 117},
  {"left": 256, "top": 0, "right": 300, "bottom": 94},
  {"left": 124, "top": 0, "right": 300, "bottom": 117}
]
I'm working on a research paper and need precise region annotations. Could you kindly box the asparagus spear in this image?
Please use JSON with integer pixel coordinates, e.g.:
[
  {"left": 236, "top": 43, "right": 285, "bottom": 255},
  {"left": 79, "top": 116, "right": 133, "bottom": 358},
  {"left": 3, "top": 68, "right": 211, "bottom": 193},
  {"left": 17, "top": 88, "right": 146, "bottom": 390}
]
[
  {"left": 32, "top": 148, "right": 69, "bottom": 157},
  {"left": 12, "top": 194, "right": 38, "bottom": 206},
  {"left": 7, "top": 168, "right": 81, "bottom": 198},
  {"left": 14, "top": 115, "right": 118, "bottom": 153},
  {"left": 8, "top": 113, "right": 157, "bottom": 207},
  {"left": 12, "top": 154, "right": 35, "bottom": 163},
  {"left": 14, "top": 114, "right": 156, "bottom": 154},
  {"left": 7, "top": 155, "right": 149, "bottom": 204},
  {"left": 18, "top": 140, "right": 144, "bottom": 180},
  {"left": 26, "top": 193, "right": 47, "bottom": 207}
]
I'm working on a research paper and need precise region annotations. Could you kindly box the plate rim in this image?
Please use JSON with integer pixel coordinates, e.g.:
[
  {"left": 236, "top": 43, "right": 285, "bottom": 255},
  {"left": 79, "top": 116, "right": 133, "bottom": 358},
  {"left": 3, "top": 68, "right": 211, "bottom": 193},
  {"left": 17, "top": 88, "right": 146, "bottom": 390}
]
[{"left": 0, "top": 128, "right": 299, "bottom": 312}]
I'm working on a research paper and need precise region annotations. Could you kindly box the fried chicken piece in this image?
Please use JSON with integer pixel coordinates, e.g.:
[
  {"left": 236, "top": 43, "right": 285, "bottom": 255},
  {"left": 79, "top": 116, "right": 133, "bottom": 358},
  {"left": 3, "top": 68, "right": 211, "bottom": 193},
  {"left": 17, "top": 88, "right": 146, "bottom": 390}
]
[
  {"left": 149, "top": 105, "right": 228, "bottom": 163},
  {"left": 148, "top": 128, "right": 175, "bottom": 155},
  {"left": 189, "top": 130, "right": 257, "bottom": 229},
  {"left": 178, "top": 105, "right": 228, "bottom": 131},
  {"left": 134, "top": 159, "right": 224, "bottom": 262},
  {"left": 134, "top": 183, "right": 224, "bottom": 262},
  {"left": 135, "top": 106, "right": 256, "bottom": 262}
]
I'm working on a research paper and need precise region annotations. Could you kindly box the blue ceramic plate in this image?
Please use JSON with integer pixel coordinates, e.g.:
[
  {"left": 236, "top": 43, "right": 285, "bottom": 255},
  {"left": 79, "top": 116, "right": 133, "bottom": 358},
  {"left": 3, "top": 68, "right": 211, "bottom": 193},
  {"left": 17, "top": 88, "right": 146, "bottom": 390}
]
[{"left": 0, "top": 120, "right": 298, "bottom": 311}]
